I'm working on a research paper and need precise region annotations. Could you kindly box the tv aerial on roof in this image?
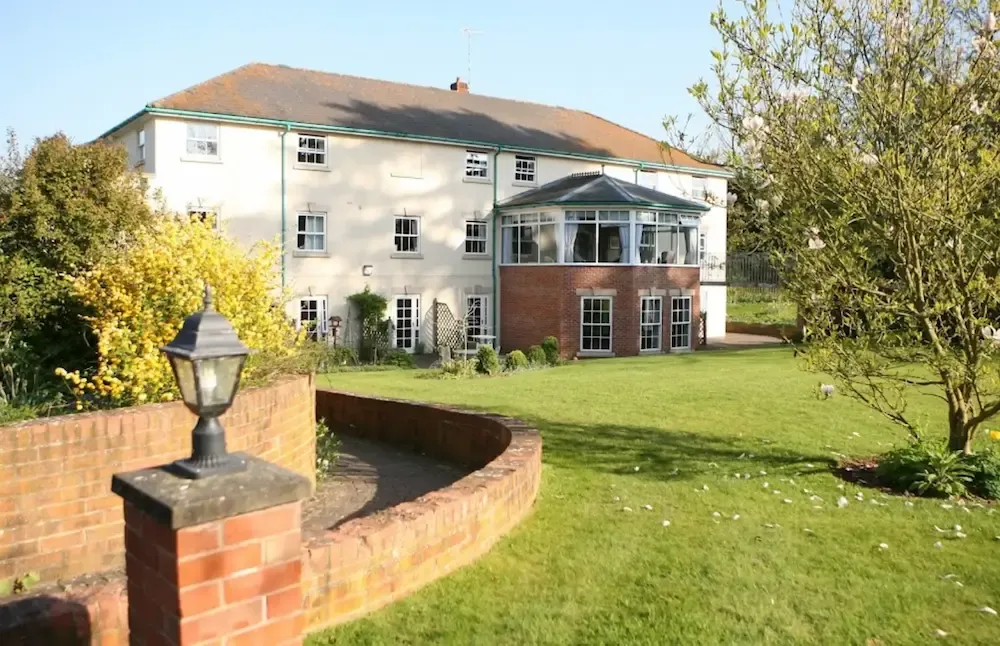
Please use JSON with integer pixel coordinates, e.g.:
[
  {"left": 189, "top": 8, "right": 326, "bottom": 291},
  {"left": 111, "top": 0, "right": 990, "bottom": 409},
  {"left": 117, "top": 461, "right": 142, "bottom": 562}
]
[{"left": 462, "top": 27, "right": 484, "bottom": 87}]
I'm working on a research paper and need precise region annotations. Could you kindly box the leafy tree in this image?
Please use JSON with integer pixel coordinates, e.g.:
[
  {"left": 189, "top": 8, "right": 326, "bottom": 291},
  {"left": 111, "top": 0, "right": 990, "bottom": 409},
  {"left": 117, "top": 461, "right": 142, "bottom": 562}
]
[
  {"left": 693, "top": 0, "right": 1000, "bottom": 453},
  {"left": 0, "top": 131, "right": 152, "bottom": 367}
]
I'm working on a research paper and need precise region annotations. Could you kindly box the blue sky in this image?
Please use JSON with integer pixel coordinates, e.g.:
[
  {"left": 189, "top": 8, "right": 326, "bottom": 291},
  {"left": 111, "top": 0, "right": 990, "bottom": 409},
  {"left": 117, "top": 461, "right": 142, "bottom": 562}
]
[{"left": 0, "top": 0, "right": 728, "bottom": 146}]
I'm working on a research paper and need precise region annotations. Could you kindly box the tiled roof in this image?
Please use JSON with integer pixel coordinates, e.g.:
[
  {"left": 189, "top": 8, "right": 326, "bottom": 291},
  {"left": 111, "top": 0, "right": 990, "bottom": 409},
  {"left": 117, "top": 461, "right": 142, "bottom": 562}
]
[
  {"left": 498, "top": 172, "right": 710, "bottom": 212},
  {"left": 150, "top": 63, "right": 725, "bottom": 172}
]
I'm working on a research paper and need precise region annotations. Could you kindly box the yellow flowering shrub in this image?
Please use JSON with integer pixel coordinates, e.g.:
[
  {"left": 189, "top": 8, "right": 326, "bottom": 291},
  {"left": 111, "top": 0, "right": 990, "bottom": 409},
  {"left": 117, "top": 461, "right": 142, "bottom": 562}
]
[{"left": 58, "top": 217, "right": 301, "bottom": 408}]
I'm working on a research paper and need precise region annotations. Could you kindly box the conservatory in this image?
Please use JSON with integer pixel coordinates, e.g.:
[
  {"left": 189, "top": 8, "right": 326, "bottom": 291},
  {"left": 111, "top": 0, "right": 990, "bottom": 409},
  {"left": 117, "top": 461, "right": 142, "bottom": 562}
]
[{"left": 496, "top": 172, "right": 711, "bottom": 358}]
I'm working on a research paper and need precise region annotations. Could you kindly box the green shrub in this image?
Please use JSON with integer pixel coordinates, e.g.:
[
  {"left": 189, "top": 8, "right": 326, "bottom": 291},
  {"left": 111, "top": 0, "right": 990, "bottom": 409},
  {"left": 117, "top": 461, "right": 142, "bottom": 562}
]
[
  {"left": 541, "top": 336, "right": 560, "bottom": 365},
  {"left": 505, "top": 350, "right": 529, "bottom": 371},
  {"left": 967, "top": 447, "right": 1000, "bottom": 500},
  {"left": 876, "top": 439, "right": 975, "bottom": 498},
  {"left": 380, "top": 349, "right": 416, "bottom": 369},
  {"left": 439, "top": 359, "right": 476, "bottom": 379},
  {"left": 347, "top": 287, "right": 390, "bottom": 362},
  {"left": 527, "top": 345, "right": 547, "bottom": 365},
  {"left": 476, "top": 345, "right": 501, "bottom": 375},
  {"left": 323, "top": 346, "right": 359, "bottom": 369},
  {"left": 315, "top": 418, "right": 340, "bottom": 479}
]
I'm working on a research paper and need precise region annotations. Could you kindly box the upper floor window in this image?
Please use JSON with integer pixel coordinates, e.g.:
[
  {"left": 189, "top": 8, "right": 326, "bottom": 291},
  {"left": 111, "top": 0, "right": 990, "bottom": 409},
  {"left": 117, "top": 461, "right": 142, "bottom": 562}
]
[
  {"left": 186, "top": 123, "right": 219, "bottom": 157},
  {"left": 564, "top": 210, "right": 631, "bottom": 264},
  {"left": 465, "top": 150, "right": 490, "bottom": 181},
  {"left": 637, "top": 170, "right": 657, "bottom": 189},
  {"left": 690, "top": 176, "right": 708, "bottom": 200},
  {"left": 394, "top": 216, "right": 420, "bottom": 254},
  {"left": 296, "top": 134, "right": 327, "bottom": 167},
  {"left": 636, "top": 211, "right": 699, "bottom": 265},
  {"left": 465, "top": 220, "right": 488, "bottom": 255},
  {"left": 137, "top": 129, "right": 146, "bottom": 163},
  {"left": 296, "top": 212, "right": 327, "bottom": 253},
  {"left": 514, "top": 155, "right": 536, "bottom": 184}
]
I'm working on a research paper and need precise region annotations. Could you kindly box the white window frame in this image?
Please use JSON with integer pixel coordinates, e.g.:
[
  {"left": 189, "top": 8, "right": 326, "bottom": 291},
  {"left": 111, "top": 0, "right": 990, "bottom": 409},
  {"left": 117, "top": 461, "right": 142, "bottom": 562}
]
[
  {"left": 514, "top": 155, "right": 537, "bottom": 185},
  {"left": 464, "top": 220, "right": 489, "bottom": 255},
  {"left": 635, "top": 211, "right": 701, "bottom": 267},
  {"left": 296, "top": 212, "right": 327, "bottom": 254},
  {"left": 500, "top": 212, "right": 560, "bottom": 264},
  {"left": 670, "top": 296, "right": 693, "bottom": 351},
  {"left": 394, "top": 216, "right": 420, "bottom": 255},
  {"left": 295, "top": 134, "right": 328, "bottom": 169},
  {"left": 690, "top": 176, "right": 708, "bottom": 200},
  {"left": 391, "top": 295, "right": 421, "bottom": 352},
  {"left": 464, "top": 150, "right": 491, "bottom": 182},
  {"left": 187, "top": 206, "right": 219, "bottom": 230},
  {"left": 699, "top": 232, "right": 707, "bottom": 263},
  {"left": 637, "top": 170, "right": 657, "bottom": 189},
  {"left": 465, "top": 295, "right": 491, "bottom": 349},
  {"left": 580, "top": 296, "right": 613, "bottom": 354},
  {"left": 137, "top": 128, "right": 146, "bottom": 164},
  {"left": 640, "top": 296, "right": 663, "bottom": 352},
  {"left": 184, "top": 122, "right": 219, "bottom": 159},
  {"left": 298, "top": 296, "right": 328, "bottom": 341}
]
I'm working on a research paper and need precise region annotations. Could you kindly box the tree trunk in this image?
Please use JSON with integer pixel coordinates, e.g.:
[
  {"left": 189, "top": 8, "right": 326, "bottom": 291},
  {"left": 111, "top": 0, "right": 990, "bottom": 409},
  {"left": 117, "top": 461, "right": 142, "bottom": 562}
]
[{"left": 947, "top": 410, "right": 973, "bottom": 454}]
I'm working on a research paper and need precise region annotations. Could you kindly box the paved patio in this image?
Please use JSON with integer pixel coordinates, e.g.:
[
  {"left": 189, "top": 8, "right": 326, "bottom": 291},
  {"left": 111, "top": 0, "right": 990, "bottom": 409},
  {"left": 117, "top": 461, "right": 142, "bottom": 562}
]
[
  {"left": 301, "top": 435, "right": 469, "bottom": 540},
  {"left": 704, "top": 333, "right": 785, "bottom": 350}
]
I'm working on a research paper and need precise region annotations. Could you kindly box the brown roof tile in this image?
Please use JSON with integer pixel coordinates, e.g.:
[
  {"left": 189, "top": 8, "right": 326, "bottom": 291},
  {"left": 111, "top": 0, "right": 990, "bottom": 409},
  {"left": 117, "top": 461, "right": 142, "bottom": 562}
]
[{"left": 150, "top": 63, "right": 725, "bottom": 172}]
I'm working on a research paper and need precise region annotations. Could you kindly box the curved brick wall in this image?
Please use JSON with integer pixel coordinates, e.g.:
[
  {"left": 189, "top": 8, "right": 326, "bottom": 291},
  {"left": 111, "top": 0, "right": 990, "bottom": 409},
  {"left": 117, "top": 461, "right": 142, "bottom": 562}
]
[
  {"left": 0, "top": 375, "right": 316, "bottom": 584},
  {"left": 304, "top": 389, "right": 542, "bottom": 631},
  {"left": 0, "top": 387, "right": 540, "bottom": 644}
]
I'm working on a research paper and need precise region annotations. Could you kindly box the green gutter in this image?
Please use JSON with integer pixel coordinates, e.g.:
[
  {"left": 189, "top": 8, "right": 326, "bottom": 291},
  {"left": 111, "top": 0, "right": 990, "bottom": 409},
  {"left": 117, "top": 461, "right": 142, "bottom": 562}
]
[
  {"left": 492, "top": 146, "right": 502, "bottom": 346},
  {"left": 280, "top": 126, "right": 289, "bottom": 287},
  {"left": 103, "top": 106, "right": 733, "bottom": 179}
]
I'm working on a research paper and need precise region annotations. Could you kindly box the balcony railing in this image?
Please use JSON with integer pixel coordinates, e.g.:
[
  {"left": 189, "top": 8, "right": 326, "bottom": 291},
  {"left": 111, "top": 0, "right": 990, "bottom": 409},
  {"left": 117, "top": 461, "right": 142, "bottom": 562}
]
[{"left": 700, "top": 252, "right": 727, "bottom": 283}]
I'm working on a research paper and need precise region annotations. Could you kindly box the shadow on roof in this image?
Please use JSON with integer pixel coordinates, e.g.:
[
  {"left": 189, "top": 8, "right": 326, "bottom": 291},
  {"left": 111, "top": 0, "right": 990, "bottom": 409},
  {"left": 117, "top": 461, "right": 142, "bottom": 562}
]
[{"left": 319, "top": 99, "right": 617, "bottom": 158}]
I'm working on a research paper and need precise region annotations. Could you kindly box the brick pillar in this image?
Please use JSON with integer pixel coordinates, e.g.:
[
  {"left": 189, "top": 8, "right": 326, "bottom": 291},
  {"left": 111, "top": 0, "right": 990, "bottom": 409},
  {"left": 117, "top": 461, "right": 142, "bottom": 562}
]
[{"left": 112, "top": 455, "right": 311, "bottom": 645}]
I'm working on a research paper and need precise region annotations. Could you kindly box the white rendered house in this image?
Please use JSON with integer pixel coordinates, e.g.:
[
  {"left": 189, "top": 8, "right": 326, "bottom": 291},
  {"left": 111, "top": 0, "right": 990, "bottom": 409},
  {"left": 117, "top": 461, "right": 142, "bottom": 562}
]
[{"left": 102, "top": 64, "right": 730, "bottom": 357}]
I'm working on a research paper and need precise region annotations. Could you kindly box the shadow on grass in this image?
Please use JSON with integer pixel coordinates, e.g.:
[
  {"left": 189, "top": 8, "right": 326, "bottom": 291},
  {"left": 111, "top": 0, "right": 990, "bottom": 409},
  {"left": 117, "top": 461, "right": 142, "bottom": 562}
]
[{"left": 536, "top": 420, "right": 834, "bottom": 481}]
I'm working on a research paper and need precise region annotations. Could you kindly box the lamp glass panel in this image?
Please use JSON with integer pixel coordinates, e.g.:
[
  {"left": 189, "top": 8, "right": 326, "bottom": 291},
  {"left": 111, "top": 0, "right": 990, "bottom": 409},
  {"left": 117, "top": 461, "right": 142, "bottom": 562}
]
[
  {"left": 169, "top": 355, "right": 199, "bottom": 407},
  {"left": 194, "top": 356, "right": 244, "bottom": 408}
]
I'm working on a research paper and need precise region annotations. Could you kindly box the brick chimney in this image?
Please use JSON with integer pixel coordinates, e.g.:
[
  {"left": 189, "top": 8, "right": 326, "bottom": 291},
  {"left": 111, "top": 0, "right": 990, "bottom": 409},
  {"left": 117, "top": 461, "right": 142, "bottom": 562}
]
[{"left": 450, "top": 77, "right": 469, "bottom": 93}]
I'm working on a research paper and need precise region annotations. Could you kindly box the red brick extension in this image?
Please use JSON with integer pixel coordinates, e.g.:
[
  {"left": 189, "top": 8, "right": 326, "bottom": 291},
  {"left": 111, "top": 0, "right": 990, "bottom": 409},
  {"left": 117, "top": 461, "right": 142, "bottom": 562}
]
[
  {"left": 500, "top": 265, "right": 701, "bottom": 357},
  {"left": 0, "top": 376, "right": 316, "bottom": 585},
  {"left": 0, "top": 389, "right": 542, "bottom": 644}
]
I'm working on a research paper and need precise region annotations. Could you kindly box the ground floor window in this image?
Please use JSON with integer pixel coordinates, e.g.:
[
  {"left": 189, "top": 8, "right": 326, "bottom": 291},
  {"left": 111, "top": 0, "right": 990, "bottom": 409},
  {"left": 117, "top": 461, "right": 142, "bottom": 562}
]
[
  {"left": 465, "top": 295, "right": 490, "bottom": 348},
  {"left": 298, "top": 296, "right": 327, "bottom": 341},
  {"left": 581, "top": 297, "right": 613, "bottom": 352},
  {"left": 640, "top": 297, "right": 663, "bottom": 351},
  {"left": 392, "top": 295, "right": 420, "bottom": 352},
  {"left": 670, "top": 296, "right": 692, "bottom": 350}
]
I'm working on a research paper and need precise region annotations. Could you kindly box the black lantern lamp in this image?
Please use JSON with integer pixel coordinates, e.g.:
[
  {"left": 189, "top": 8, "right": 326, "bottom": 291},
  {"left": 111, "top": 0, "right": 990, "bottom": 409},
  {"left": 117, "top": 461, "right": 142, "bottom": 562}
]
[{"left": 161, "top": 285, "right": 250, "bottom": 479}]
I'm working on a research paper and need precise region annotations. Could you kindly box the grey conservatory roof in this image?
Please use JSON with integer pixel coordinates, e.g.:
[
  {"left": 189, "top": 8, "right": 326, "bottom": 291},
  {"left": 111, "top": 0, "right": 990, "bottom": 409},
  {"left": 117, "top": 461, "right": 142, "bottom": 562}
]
[{"left": 497, "top": 172, "right": 711, "bottom": 213}]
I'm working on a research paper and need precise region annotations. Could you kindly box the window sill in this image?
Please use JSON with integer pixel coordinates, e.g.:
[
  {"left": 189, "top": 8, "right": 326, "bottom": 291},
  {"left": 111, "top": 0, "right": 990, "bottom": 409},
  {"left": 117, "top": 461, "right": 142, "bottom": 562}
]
[
  {"left": 134, "top": 160, "right": 146, "bottom": 169},
  {"left": 391, "top": 253, "right": 424, "bottom": 260},
  {"left": 292, "top": 251, "right": 330, "bottom": 258},
  {"left": 577, "top": 351, "right": 615, "bottom": 358},
  {"left": 669, "top": 347, "right": 694, "bottom": 353},
  {"left": 293, "top": 163, "right": 331, "bottom": 172},
  {"left": 181, "top": 155, "right": 223, "bottom": 164},
  {"left": 512, "top": 180, "right": 538, "bottom": 188},
  {"left": 639, "top": 348, "right": 664, "bottom": 355},
  {"left": 463, "top": 176, "right": 492, "bottom": 184},
  {"left": 463, "top": 254, "right": 492, "bottom": 261}
]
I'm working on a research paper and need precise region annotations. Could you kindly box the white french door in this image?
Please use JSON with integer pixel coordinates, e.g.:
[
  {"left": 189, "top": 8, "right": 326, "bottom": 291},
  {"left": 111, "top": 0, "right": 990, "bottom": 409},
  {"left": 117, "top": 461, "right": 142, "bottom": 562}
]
[
  {"left": 670, "top": 296, "right": 692, "bottom": 351},
  {"left": 465, "top": 295, "right": 491, "bottom": 348},
  {"left": 392, "top": 295, "right": 420, "bottom": 352}
]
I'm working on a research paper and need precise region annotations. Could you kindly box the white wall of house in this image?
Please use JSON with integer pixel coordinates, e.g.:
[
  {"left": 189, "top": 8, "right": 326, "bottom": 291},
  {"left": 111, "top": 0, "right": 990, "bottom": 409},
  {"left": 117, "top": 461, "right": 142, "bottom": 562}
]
[{"left": 130, "top": 116, "right": 727, "bottom": 347}]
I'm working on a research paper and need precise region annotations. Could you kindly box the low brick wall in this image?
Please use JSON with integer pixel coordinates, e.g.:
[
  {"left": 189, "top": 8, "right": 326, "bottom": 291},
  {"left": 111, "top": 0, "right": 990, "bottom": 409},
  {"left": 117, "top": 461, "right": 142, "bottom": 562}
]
[
  {"left": 0, "top": 388, "right": 541, "bottom": 644},
  {"left": 0, "top": 375, "right": 316, "bottom": 584},
  {"left": 304, "top": 389, "right": 542, "bottom": 631}
]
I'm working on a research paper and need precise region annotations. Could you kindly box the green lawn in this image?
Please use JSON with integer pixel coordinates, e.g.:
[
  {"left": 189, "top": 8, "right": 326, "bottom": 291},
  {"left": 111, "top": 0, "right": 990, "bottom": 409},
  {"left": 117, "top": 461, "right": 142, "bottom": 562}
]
[
  {"left": 727, "top": 287, "right": 798, "bottom": 326},
  {"left": 310, "top": 349, "right": 1000, "bottom": 646}
]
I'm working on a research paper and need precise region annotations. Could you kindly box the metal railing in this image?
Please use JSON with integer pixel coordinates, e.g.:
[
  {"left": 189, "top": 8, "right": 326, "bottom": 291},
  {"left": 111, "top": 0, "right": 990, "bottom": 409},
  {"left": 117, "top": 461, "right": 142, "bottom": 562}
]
[{"left": 700, "top": 252, "right": 727, "bottom": 283}]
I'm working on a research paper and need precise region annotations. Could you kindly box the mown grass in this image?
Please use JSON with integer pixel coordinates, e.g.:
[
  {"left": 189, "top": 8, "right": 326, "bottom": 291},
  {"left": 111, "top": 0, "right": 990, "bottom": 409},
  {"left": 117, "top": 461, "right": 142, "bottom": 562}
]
[
  {"left": 727, "top": 287, "right": 798, "bottom": 326},
  {"left": 310, "top": 348, "right": 1000, "bottom": 645}
]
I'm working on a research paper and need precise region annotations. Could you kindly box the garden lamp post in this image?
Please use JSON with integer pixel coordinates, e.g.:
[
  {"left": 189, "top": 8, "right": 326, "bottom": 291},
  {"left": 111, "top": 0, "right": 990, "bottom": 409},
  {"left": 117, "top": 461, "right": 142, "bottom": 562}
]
[{"left": 161, "top": 285, "right": 250, "bottom": 479}]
